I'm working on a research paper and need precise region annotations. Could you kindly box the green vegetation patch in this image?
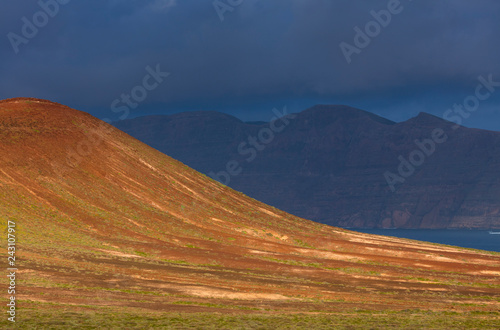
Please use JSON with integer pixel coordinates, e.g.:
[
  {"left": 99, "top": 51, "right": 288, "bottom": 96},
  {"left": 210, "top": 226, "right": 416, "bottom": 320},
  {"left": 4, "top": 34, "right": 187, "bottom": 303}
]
[{"left": 5, "top": 308, "right": 500, "bottom": 329}]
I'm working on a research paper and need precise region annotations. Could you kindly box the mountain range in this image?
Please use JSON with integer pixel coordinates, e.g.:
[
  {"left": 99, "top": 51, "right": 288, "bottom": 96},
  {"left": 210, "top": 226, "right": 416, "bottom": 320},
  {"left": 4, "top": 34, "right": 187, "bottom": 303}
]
[
  {"left": 1, "top": 98, "right": 499, "bottom": 322},
  {"left": 113, "top": 105, "right": 500, "bottom": 230}
]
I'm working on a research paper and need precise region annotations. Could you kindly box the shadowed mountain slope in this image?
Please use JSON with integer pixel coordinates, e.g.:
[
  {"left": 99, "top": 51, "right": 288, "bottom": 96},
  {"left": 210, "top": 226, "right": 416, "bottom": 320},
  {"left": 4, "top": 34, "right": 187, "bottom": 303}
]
[
  {"left": 0, "top": 98, "right": 499, "bottom": 318},
  {"left": 114, "top": 105, "right": 500, "bottom": 229}
]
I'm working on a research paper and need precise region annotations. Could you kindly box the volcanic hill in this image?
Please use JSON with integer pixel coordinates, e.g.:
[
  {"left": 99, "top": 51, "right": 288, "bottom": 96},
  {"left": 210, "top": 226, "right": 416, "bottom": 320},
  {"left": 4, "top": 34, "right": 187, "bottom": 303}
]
[
  {"left": 0, "top": 98, "right": 499, "bottom": 327},
  {"left": 114, "top": 105, "right": 500, "bottom": 229}
]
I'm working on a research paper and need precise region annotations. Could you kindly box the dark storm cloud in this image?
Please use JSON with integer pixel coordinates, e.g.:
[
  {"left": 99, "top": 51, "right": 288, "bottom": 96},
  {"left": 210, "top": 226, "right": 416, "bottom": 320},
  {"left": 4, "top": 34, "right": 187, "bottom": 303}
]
[{"left": 1, "top": 0, "right": 499, "bottom": 128}]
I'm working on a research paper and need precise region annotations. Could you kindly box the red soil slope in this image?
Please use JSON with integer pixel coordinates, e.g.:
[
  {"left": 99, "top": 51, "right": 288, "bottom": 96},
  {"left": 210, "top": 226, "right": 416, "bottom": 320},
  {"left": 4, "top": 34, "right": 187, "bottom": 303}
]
[{"left": 0, "top": 97, "right": 499, "bottom": 315}]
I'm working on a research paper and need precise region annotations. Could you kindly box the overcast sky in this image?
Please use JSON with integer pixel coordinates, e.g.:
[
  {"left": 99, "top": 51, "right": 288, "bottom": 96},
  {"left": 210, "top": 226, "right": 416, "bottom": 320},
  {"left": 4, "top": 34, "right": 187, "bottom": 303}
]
[{"left": 1, "top": 0, "right": 500, "bottom": 130}]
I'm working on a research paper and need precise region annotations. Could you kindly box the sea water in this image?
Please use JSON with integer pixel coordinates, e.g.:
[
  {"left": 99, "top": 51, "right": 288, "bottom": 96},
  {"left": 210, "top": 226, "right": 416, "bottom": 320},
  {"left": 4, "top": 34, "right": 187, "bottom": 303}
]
[{"left": 350, "top": 229, "right": 500, "bottom": 253}]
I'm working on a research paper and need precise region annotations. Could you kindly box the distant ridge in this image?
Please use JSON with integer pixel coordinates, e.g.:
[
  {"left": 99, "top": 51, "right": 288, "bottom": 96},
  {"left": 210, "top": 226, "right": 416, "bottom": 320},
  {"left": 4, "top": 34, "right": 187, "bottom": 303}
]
[
  {"left": 300, "top": 104, "right": 396, "bottom": 125},
  {"left": 401, "top": 112, "right": 456, "bottom": 127},
  {"left": 114, "top": 104, "right": 500, "bottom": 229}
]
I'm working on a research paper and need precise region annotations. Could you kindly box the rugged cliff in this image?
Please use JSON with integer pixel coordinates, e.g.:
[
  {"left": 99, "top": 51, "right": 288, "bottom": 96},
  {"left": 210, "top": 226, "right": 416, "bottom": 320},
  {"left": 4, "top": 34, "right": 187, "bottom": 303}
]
[{"left": 114, "top": 105, "right": 500, "bottom": 229}]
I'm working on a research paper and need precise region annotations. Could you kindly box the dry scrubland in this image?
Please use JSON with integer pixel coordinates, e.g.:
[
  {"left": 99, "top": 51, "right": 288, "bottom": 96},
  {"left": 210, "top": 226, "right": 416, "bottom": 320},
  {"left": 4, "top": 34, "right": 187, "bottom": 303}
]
[{"left": 0, "top": 98, "right": 499, "bottom": 328}]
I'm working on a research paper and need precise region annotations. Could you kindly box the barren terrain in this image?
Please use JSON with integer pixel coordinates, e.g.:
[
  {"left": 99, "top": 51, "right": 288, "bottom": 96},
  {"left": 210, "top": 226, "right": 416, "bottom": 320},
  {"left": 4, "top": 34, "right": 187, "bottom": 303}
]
[{"left": 0, "top": 98, "right": 499, "bottom": 328}]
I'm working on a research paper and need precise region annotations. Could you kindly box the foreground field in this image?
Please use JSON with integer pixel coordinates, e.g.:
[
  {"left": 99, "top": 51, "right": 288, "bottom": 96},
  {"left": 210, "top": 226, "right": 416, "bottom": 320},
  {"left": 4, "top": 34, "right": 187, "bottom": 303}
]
[{"left": 5, "top": 308, "right": 500, "bottom": 329}]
